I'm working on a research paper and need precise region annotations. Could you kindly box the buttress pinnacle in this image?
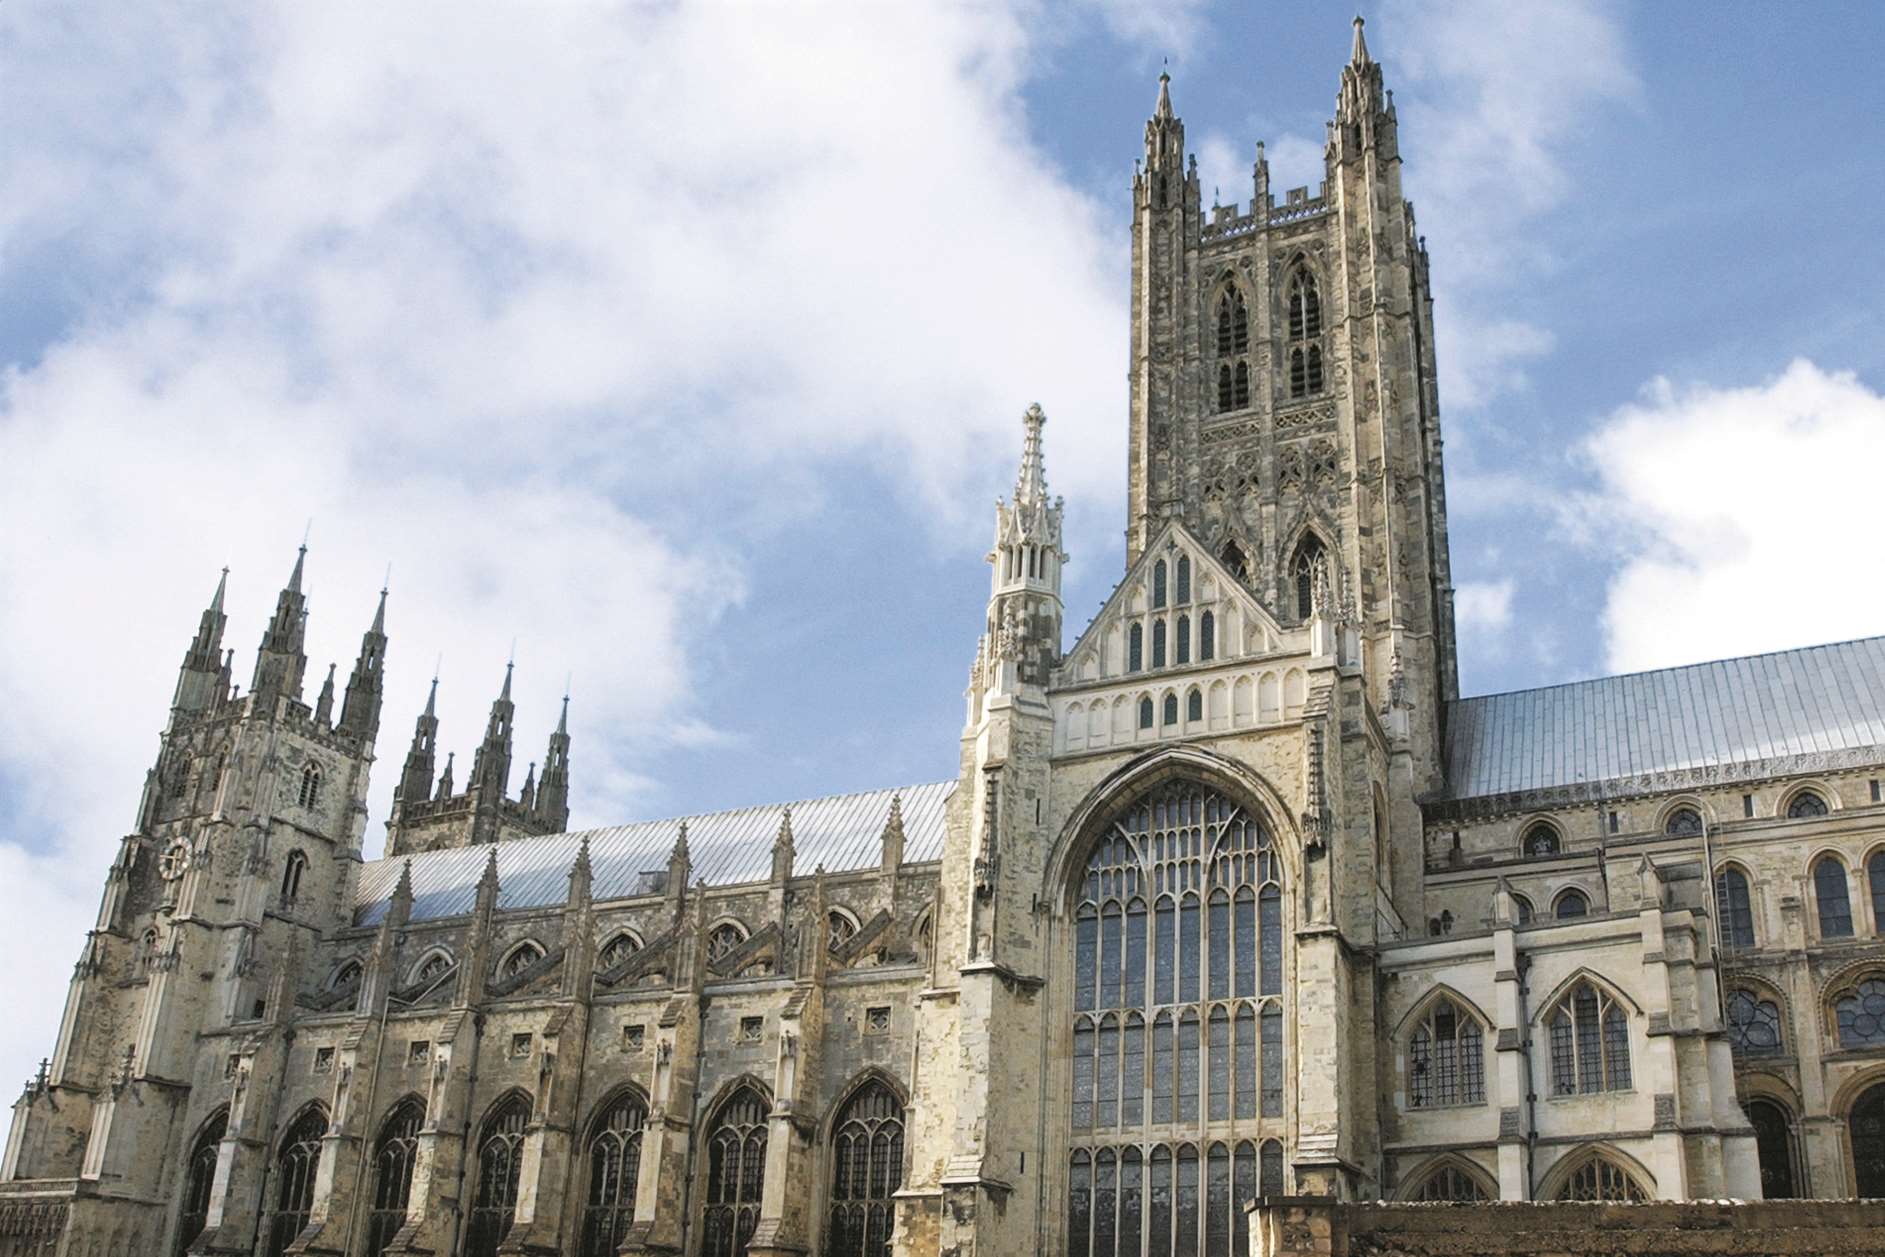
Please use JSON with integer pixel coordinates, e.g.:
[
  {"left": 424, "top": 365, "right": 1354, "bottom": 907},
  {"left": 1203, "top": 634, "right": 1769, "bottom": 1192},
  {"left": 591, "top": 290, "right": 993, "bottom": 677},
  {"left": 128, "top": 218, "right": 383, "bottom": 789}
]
[{"left": 1015, "top": 403, "right": 1049, "bottom": 506}]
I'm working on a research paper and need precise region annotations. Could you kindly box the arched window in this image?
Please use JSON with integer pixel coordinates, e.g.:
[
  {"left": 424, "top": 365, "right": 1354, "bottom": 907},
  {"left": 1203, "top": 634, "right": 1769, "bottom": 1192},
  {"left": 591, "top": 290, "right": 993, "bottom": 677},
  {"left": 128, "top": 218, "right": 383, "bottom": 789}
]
[
  {"left": 1138, "top": 698, "right": 1154, "bottom": 730},
  {"left": 1747, "top": 1098, "right": 1799, "bottom": 1199},
  {"left": 1152, "top": 619, "right": 1167, "bottom": 668},
  {"left": 176, "top": 1110, "right": 226, "bottom": 1257},
  {"left": 1870, "top": 851, "right": 1885, "bottom": 936},
  {"left": 599, "top": 933, "right": 641, "bottom": 971},
  {"left": 366, "top": 1099, "right": 425, "bottom": 1257},
  {"left": 1555, "top": 1154, "right": 1647, "bottom": 1202},
  {"left": 1186, "top": 689, "right": 1203, "bottom": 723},
  {"left": 1067, "top": 782, "right": 1284, "bottom": 1257},
  {"left": 707, "top": 924, "right": 748, "bottom": 965},
  {"left": 1715, "top": 867, "right": 1755, "bottom": 950},
  {"left": 1411, "top": 1163, "right": 1489, "bottom": 1202},
  {"left": 265, "top": 1106, "right": 327, "bottom": 1257},
  {"left": 1290, "top": 537, "right": 1325, "bottom": 622},
  {"left": 1522, "top": 823, "right": 1560, "bottom": 857},
  {"left": 827, "top": 911, "right": 859, "bottom": 954},
  {"left": 413, "top": 951, "right": 452, "bottom": 988},
  {"left": 1199, "top": 611, "right": 1215, "bottom": 662},
  {"left": 1554, "top": 889, "right": 1589, "bottom": 920},
  {"left": 1259, "top": 1140, "right": 1285, "bottom": 1197},
  {"left": 702, "top": 1086, "right": 769, "bottom": 1257},
  {"left": 1408, "top": 998, "right": 1485, "bottom": 1108},
  {"left": 1162, "top": 694, "right": 1179, "bottom": 726},
  {"left": 331, "top": 961, "right": 363, "bottom": 993},
  {"left": 1285, "top": 272, "right": 1323, "bottom": 399},
  {"left": 1176, "top": 615, "right": 1191, "bottom": 665},
  {"left": 1128, "top": 624, "right": 1144, "bottom": 673},
  {"left": 1787, "top": 790, "right": 1829, "bottom": 818},
  {"left": 298, "top": 763, "right": 322, "bottom": 808},
  {"left": 1834, "top": 974, "right": 1885, "bottom": 1048},
  {"left": 1546, "top": 981, "right": 1631, "bottom": 1096},
  {"left": 1153, "top": 561, "right": 1168, "bottom": 609},
  {"left": 1852, "top": 1083, "right": 1885, "bottom": 1197},
  {"left": 828, "top": 1080, "right": 904, "bottom": 1257},
  {"left": 581, "top": 1090, "right": 647, "bottom": 1257},
  {"left": 500, "top": 942, "right": 544, "bottom": 980},
  {"left": 1176, "top": 556, "right": 1191, "bottom": 604},
  {"left": 1724, "top": 988, "right": 1784, "bottom": 1057},
  {"left": 1513, "top": 895, "right": 1534, "bottom": 925},
  {"left": 1217, "top": 290, "right": 1249, "bottom": 354},
  {"left": 1664, "top": 807, "right": 1704, "bottom": 837},
  {"left": 280, "top": 850, "right": 308, "bottom": 903},
  {"left": 466, "top": 1094, "right": 530, "bottom": 1257},
  {"left": 1815, "top": 857, "right": 1854, "bottom": 938}
]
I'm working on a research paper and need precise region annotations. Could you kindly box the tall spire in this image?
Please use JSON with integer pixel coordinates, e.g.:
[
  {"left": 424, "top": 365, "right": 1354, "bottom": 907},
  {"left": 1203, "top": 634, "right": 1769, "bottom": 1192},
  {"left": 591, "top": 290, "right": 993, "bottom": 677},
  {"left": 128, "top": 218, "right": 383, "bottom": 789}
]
[
  {"left": 314, "top": 663, "right": 337, "bottom": 724},
  {"left": 249, "top": 544, "right": 311, "bottom": 709},
  {"left": 395, "top": 673, "right": 440, "bottom": 809},
  {"left": 534, "top": 688, "right": 572, "bottom": 832},
  {"left": 1154, "top": 68, "right": 1173, "bottom": 122},
  {"left": 467, "top": 661, "right": 517, "bottom": 844},
  {"left": 338, "top": 584, "right": 389, "bottom": 743},
  {"left": 1350, "top": 14, "right": 1370, "bottom": 66},
  {"left": 1015, "top": 402, "right": 1049, "bottom": 507}
]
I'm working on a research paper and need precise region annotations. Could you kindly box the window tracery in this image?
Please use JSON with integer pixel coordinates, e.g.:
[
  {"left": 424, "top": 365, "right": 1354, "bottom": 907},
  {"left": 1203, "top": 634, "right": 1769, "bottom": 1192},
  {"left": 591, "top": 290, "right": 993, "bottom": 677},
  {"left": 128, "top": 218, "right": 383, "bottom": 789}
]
[
  {"left": 367, "top": 1100, "right": 424, "bottom": 1257},
  {"left": 599, "top": 933, "right": 641, "bottom": 971},
  {"left": 1285, "top": 271, "right": 1323, "bottom": 399},
  {"left": 702, "top": 1087, "right": 769, "bottom": 1257},
  {"left": 265, "top": 1107, "right": 327, "bottom": 1257},
  {"left": 466, "top": 1095, "right": 530, "bottom": 1257},
  {"left": 828, "top": 911, "right": 859, "bottom": 954},
  {"left": 176, "top": 1111, "right": 226, "bottom": 1257},
  {"left": 1067, "top": 782, "right": 1284, "bottom": 1257},
  {"left": 500, "top": 942, "right": 544, "bottom": 980},
  {"left": 1522, "top": 824, "right": 1560, "bottom": 857},
  {"left": 1289, "top": 537, "right": 1324, "bottom": 623},
  {"left": 581, "top": 1090, "right": 647, "bottom": 1257},
  {"left": 1834, "top": 974, "right": 1885, "bottom": 1049},
  {"left": 1214, "top": 289, "right": 1251, "bottom": 413},
  {"left": 280, "top": 850, "right": 308, "bottom": 903},
  {"left": 1546, "top": 982, "right": 1631, "bottom": 1095},
  {"left": 1787, "top": 790, "right": 1829, "bottom": 819},
  {"left": 828, "top": 1081, "right": 904, "bottom": 1257},
  {"left": 707, "top": 924, "right": 748, "bottom": 964},
  {"left": 1411, "top": 1163, "right": 1489, "bottom": 1202},
  {"left": 1555, "top": 1155, "right": 1647, "bottom": 1202},
  {"left": 1724, "top": 988, "right": 1784, "bottom": 1057},
  {"left": 298, "top": 763, "right": 322, "bottom": 809},
  {"left": 1664, "top": 807, "right": 1704, "bottom": 837},
  {"left": 1407, "top": 998, "right": 1485, "bottom": 1109},
  {"left": 413, "top": 951, "right": 452, "bottom": 988}
]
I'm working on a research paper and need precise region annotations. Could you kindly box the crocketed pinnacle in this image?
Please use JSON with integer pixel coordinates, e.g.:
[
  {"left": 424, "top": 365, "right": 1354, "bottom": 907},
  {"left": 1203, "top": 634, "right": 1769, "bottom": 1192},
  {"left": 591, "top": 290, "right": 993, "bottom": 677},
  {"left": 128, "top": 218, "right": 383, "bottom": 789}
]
[
  {"left": 1015, "top": 403, "right": 1049, "bottom": 507},
  {"left": 1154, "top": 69, "right": 1173, "bottom": 121},
  {"left": 1351, "top": 14, "right": 1370, "bottom": 66}
]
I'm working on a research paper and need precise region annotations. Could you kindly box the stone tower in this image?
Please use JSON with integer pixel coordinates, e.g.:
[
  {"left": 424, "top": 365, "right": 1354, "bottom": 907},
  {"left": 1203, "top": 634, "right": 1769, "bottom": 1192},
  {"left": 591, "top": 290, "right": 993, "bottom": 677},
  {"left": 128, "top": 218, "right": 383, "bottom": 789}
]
[{"left": 1126, "top": 18, "right": 1457, "bottom": 790}]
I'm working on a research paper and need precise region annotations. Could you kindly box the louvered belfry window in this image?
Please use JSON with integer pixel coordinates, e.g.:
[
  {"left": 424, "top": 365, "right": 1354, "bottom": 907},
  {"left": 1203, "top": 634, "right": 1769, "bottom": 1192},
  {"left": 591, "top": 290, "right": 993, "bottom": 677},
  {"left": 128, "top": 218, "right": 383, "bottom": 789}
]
[{"left": 1068, "top": 782, "right": 1285, "bottom": 1257}]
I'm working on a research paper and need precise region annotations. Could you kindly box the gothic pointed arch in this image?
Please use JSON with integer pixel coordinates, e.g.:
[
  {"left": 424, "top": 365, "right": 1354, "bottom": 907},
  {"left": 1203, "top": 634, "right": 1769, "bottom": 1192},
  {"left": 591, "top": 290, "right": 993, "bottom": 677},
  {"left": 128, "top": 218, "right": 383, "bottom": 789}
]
[
  {"left": 466, "top": 1089, "right": 532, "bottom": 1257},
  {"left": 175, "top": 1107, "right": 228, "bottom": 1257},
  {"left": 366, "top": 1095, "right": 426, "bottom": 1257},
  {"left": 825, "top": 1070, "right": 907, "bottom": 1257},
  {"left": 1397, "top": 1152, "right": 1496, "bottom": 1202},
  {"left": 580, "top": 1083, "right": 650, "bottom": 1257},
  {"left": 1539, "top": 1144, "right": 1655, "bottom": 1202},
  {"left": 699, "top": 1079, "right": 772, "bottom": 1257},
  {"left": 265, "top": 1102, "right": 328, "bottom": 1257},
  {"left": 1273, "top": 512, "right": 1337, "bottom": 623}
]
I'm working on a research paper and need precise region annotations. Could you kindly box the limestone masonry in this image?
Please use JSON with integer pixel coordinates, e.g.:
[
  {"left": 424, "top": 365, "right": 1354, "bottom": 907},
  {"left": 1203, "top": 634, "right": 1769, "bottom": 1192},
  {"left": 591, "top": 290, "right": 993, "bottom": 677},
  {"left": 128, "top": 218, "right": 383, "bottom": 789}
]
[{"left": 7, "top": 18, "right": 1885, "bottom": 1257}]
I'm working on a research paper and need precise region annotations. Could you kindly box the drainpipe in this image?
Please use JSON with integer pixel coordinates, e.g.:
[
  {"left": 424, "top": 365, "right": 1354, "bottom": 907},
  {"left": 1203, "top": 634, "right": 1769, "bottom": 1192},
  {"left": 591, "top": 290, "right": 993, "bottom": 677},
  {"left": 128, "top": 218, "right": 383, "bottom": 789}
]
[{"left": 1516, "top": 954, "right": 1537, "bottom": 1200}]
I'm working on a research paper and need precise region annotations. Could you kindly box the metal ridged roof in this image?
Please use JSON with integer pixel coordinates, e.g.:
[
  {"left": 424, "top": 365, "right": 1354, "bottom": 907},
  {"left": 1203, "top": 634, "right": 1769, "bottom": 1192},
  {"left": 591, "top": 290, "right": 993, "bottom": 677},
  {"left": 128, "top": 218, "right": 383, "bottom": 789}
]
[
  {"left": 1443, "top": 636, "right": 1885, "bottom": 801},
  {"left": 355, "top": 781, "right": 955, "bottom": 925}
]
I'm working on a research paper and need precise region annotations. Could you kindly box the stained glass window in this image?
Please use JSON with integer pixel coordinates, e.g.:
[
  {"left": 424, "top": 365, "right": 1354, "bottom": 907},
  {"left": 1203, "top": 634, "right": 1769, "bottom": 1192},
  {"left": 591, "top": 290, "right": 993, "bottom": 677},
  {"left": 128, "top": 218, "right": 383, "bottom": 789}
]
[
  {"left": 1153, "top": 621, "right": 1167, "bottom": 669},
  {"left": 1176, "top": 618, "right": 1191, "bottom": 666},
  {"left": 1547, "top": 982, "right": 1631, "bottom": 1096},
  {"left": 1130, "top": 625, "right": 1144, "bottom": 673},
  {"left": 1163, "top": 695, "right": 1179, "bottom": 727},
  {"left": 1816, "top": 858, "right": 1854, "bottom": 938},
  {"left": 1176, "top": 557, "right": 1191, "bottom": 604},
  {"left": 466, "top": 1095, "right": 529, "bottom": 1257},
  {"left": 266, "top": 1106, "right": 328, "bottom": 1257},
  {"left": 702, "top": 1087, "right": 768, "bottom": 1257},
  {"left": 1835, "top": 976, "right": 1885, "bottom": 1049},
  {"left": 1715, "top": 868, "right": 1755, "bottom": 950},
  {"left": 1153, "top": 562, "right": 1168, "bottom": 610},
  {"left": 1258, "top": 1140, "right": 1284, "bottom": 1197},
  {"left": 368, "top": 1100, "right": 425, "bottom": 1257},
  {"left": 1407, "top": 998, "right": 1485, "bottom": 1108},
  {"left": 1066, "top": 782, "right": 1286, "bottom": 1256},
  {"left": 580, "top": 1092, "right": 646, "bottom": 1257},
  {"left": 828, "top": 1081, "right": 902, "bottom": 1257},
  {"left": 1787, "top": 791, "right": 1829, "bottom": 819},
  {"left": 1290, "top": 539, "right": 1323, "bottom": 622},
  {"left": 1554, "top": 890, "right": 1589, "bottom": 920},
  {"left": 1199, "top": 612, "right": 1215, "bottom": 662},
  {"left": 1186, "top": 689, "right": 1202, "bottom": 723}
]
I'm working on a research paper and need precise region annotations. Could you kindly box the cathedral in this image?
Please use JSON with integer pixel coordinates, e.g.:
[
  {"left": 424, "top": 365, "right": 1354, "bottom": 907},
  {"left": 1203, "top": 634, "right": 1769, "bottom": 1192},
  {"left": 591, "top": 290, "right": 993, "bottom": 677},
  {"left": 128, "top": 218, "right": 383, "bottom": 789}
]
[{"left": 8, "top": 18, "right": 1885, "bottom": 1257}]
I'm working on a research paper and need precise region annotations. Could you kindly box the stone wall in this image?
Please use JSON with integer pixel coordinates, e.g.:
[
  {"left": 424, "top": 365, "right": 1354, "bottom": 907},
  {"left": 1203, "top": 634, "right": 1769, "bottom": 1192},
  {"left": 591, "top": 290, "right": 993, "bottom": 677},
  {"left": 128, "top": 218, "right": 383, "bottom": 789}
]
[{"left": 1248, "top": 1198, "right": 1885, "bottom": 1256}]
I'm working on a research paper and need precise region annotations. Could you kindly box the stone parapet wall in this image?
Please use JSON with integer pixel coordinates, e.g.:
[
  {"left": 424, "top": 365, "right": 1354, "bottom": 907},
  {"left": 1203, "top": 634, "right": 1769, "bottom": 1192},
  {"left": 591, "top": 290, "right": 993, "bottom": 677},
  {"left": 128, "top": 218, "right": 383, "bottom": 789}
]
[{"left": 1249, "top": 1198, "right": 1885, "bottom": 1256}]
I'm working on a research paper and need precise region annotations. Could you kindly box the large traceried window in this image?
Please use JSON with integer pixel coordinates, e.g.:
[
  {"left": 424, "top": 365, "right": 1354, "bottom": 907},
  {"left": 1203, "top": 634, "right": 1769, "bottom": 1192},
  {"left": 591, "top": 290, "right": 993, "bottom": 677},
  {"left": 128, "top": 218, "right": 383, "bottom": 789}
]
[
  {"left": 1555, "top": 1155, "right": 1648, "bottom": 1202},
  {"left": 466, "top": 1094, "right": 530, "bottom": 1257},
  {"left": 1410, "top": 1162, "right": 1489, "bottom": 1202},
  {"left": 367, "top": 1099, "right": 424, "bottom": 1257},
  {"left": 702, "top": 1086, "right": 769, "bottom": 1257},
  {"left": 828, "top": 1080, "right": 904, "bottom": 1257},
  {"left": 1068, "top": 782, "right": 1285, "bottom": 1257},
  {"left": 1546, "top": 981, "right": 1631, "bottom": 1096},
  {"left": 581, "top": 1089, "right": 647, "bottom": 1257},
  {"left": 176, "top": 1110, "right": 226, "bottom": 1257},
  {"left": 1214, "top": 289, "right": 1250, "bottom": 413},
  {"left": 1407, "top": 998, "right": 1486, "bottom": 1109},
  {"left": 265, "top": 1106, "right": 327, "bottom": 1257}
]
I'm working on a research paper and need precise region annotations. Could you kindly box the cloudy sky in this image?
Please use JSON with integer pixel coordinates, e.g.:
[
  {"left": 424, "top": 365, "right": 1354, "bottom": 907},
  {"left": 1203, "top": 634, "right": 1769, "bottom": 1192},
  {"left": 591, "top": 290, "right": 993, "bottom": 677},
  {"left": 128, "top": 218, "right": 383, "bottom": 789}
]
[{"left": 2, "top": 2, "right": 1883, "bottom": 1091}]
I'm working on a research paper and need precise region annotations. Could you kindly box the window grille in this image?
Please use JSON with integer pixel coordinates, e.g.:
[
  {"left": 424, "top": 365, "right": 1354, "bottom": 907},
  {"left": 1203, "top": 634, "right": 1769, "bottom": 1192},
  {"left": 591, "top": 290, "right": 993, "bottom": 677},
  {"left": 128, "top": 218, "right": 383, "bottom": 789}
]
[
  {"left": 1199, "top": 611, "right": 1215, "bottom": 661},
  {"left": 1176, "top": 557, "right": 1191, "bottom": 604}
]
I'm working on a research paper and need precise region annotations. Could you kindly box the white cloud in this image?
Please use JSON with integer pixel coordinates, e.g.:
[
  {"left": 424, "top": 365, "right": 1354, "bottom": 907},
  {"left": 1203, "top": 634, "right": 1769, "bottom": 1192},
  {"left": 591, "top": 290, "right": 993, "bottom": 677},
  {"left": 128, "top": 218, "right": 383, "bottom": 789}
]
[
  {"left": 1456, "top": 579, "right": 1515, "bottom": 636},
  {"left": 1585, "top": 360, "right": 1885, "bottom": 673},
  {"left": 0, "top": 2, "right": 1134, "bottom": 1096}
]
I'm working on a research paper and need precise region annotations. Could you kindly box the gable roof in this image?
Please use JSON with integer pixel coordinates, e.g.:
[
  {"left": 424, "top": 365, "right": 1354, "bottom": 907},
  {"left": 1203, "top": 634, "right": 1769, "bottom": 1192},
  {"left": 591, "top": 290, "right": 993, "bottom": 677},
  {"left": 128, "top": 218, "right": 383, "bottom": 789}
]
[
  {"left": 1442, "top": 636, "right": 1885, "bottom": 804},
  {"left": 354, "top": 780, "right": 954, "bottom": 925}
]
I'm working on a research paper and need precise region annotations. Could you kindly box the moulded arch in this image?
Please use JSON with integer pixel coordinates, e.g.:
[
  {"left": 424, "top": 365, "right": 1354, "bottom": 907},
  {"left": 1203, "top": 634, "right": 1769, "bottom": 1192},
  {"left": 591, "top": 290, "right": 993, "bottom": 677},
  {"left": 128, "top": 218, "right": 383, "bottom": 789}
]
[
  {"left": 1724, "top": 970, "right": 1793, "bottom": 1026},
  {"left": 475, "top": 1087, "right": 535, "bottom": 1134},
  {"left": 407, "top": 946, "right": 455, "bottom": 986},
  {"left": 1389, "top": 982, "right": 1496, "bottom": 1042},
  {"left": 819, "top": 1065, "right": 910, "bottom": 1139},
  {"left": 1536, "top": 1142, "right": 1657, "bottom": 1201},
  {"left": 583, "top": 1081, "right": 651, "bottom": 1139},
  {"left": 1044, "top": 744, "right": 1302, "bottom": 914},
  {"left": 1780, "top": 782, "right": 1837, "bottom": 817},
  {"left": 496, "top": 938, "right": 546, "bottom": 977},
  {"left": 188, "top": 1103, "right": 231, "bottom": 1149},
  {"left": 1829, "top": 1062, "right": 1885, "bottom": 1117},
  {"left": 1550, "top": 886, "right": 1593, "bottom": 919},
  {"left": 327, "top": 959, "right": 364, "bottom": 990},
  {"left": 276, "top": 1101, "right": 331, "bottom": 1156},
  {"left": 375, "top": 1092, "right": 428, "bottom": 1139},
  {"left": 1805, "top": 846, "right": 1856, "bottom": 880},
  {"left": 1654, "top": 796, "right": 1714, "bottom": 833},
  {"left": 698, "top": 1073, "right": 774, "bottom": 1126},
  {"left": 705, "top": 916, "right": 750, "bottom": 944},
  {"left": 1395, "top": 1152, "right": 1498, "bottom": 1203},
  {"left": 1737, "top": 1069, "right": 1804, "bottom": 1114},
  {"left": 1532, "top": 967, "right": 1645, "bottom": 1025},
  {"left": 1519, "top": 818, "right": 1565, "bottom": 856},
  {"left": 599, "top": 927, "right": 645, "bottom": 957}
]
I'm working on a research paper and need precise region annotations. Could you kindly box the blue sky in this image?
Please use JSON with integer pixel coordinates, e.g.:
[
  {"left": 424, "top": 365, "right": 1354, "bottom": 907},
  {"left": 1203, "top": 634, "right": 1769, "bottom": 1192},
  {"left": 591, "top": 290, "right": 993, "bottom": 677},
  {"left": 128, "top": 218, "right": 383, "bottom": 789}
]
[{"left": 2, "top": 2, "right": 1883, "bottom": 1091}]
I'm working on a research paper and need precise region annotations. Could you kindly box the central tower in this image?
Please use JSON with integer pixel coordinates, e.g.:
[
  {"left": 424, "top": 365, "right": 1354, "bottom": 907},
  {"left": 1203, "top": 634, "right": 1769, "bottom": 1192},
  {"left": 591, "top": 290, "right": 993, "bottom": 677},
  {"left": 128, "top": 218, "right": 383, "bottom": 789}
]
[{"left": 1125, "top": 19, "right": 1458, "bottom": 785}]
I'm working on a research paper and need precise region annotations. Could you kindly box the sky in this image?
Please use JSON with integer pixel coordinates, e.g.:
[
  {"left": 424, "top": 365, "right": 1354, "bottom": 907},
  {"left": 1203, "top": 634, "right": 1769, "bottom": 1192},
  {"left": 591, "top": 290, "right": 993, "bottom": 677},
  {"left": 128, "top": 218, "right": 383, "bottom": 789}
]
[{"left": 2, "top": 1, "right": 1884, "bottom": 1093}]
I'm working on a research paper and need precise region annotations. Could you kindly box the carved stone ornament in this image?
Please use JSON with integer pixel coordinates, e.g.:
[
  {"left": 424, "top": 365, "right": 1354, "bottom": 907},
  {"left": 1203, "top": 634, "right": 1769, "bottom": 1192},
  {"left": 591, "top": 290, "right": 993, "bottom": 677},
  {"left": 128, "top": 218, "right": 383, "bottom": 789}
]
[{"left": 158, "top": 839, "right": 190, "bottom": 881}]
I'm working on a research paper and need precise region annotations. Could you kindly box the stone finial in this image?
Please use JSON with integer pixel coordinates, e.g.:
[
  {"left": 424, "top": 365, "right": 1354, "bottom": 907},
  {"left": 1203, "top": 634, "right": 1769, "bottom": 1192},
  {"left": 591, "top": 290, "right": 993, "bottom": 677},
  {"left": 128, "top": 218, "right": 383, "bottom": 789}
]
[
  {"left": 1351, "top": 14, "right": 1370, "bottom": 66},
  {"left": 569, "top": 835, "right": 593, "bottom": 904},
  {"left": 881, "top": 792, "right": 906, "bottom": 871},
  {"left": 771, "top": 807, "right": 797, "bottom": 885}
]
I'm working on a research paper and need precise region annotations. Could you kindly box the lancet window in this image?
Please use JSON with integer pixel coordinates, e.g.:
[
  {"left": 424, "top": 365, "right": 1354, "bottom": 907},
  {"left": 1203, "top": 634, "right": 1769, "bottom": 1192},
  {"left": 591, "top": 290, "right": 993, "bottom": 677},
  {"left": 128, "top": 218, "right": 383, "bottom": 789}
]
[
  {"left": 466, "top": 1094, "right": 530, "bottom": 1257},
  {"left": 1289, "top": 537, "right": 1325, "bottom": 623},
  {"left": 298, "top": 762, "right": 322, "bottom": 808},
  {"left": 828, "top": 1080, "right": 905, "bottom": 1257},
  {"left": 702, "top": 1086, "right": 769, "bottom": 1257},
  {"left": 265, "top": 1106, "right": 327, "bottom": 1257},
  {"left": 581, "top": 1090, "right": 647, "bottom": 1257},
  {"left": 1214, "top": 288, "right": 1251, "bottom": 413},
  {"left": 1546, "top": 982, "right": 1631, "bottom": 1096},
  {"left": 1407, "top": 998, "right": 1485, "bottom": 1108},
  {"left": 367, "top": 1099, "right": 425, "bottom": 1257},
  {"left": 1285, "top": 271, "right": 1324, "bottom": 399},
  {"left": 176, "top": 1110, "right": 227, "bottom": 1257},
  {"left": 1068, "top": 782, "right": 1286, "bottom": 1257},
  {"left": 599, "top": 932, "right": 641, "bottom": 971}
]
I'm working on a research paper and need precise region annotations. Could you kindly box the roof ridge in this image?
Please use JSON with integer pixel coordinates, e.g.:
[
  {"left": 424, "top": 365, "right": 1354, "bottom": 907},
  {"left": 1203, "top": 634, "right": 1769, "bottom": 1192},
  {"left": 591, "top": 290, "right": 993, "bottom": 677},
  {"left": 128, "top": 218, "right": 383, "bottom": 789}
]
[{"left": 1452, "top": 633, "right": 1885, "bottom": 707}]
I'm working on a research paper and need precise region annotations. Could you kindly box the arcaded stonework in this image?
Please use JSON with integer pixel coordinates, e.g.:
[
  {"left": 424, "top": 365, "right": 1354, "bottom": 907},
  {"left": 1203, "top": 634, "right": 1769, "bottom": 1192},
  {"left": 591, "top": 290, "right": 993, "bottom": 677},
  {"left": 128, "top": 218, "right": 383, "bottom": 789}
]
[{"left": 4, "top": 18, "right": 1884, "bottom": 1257}]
